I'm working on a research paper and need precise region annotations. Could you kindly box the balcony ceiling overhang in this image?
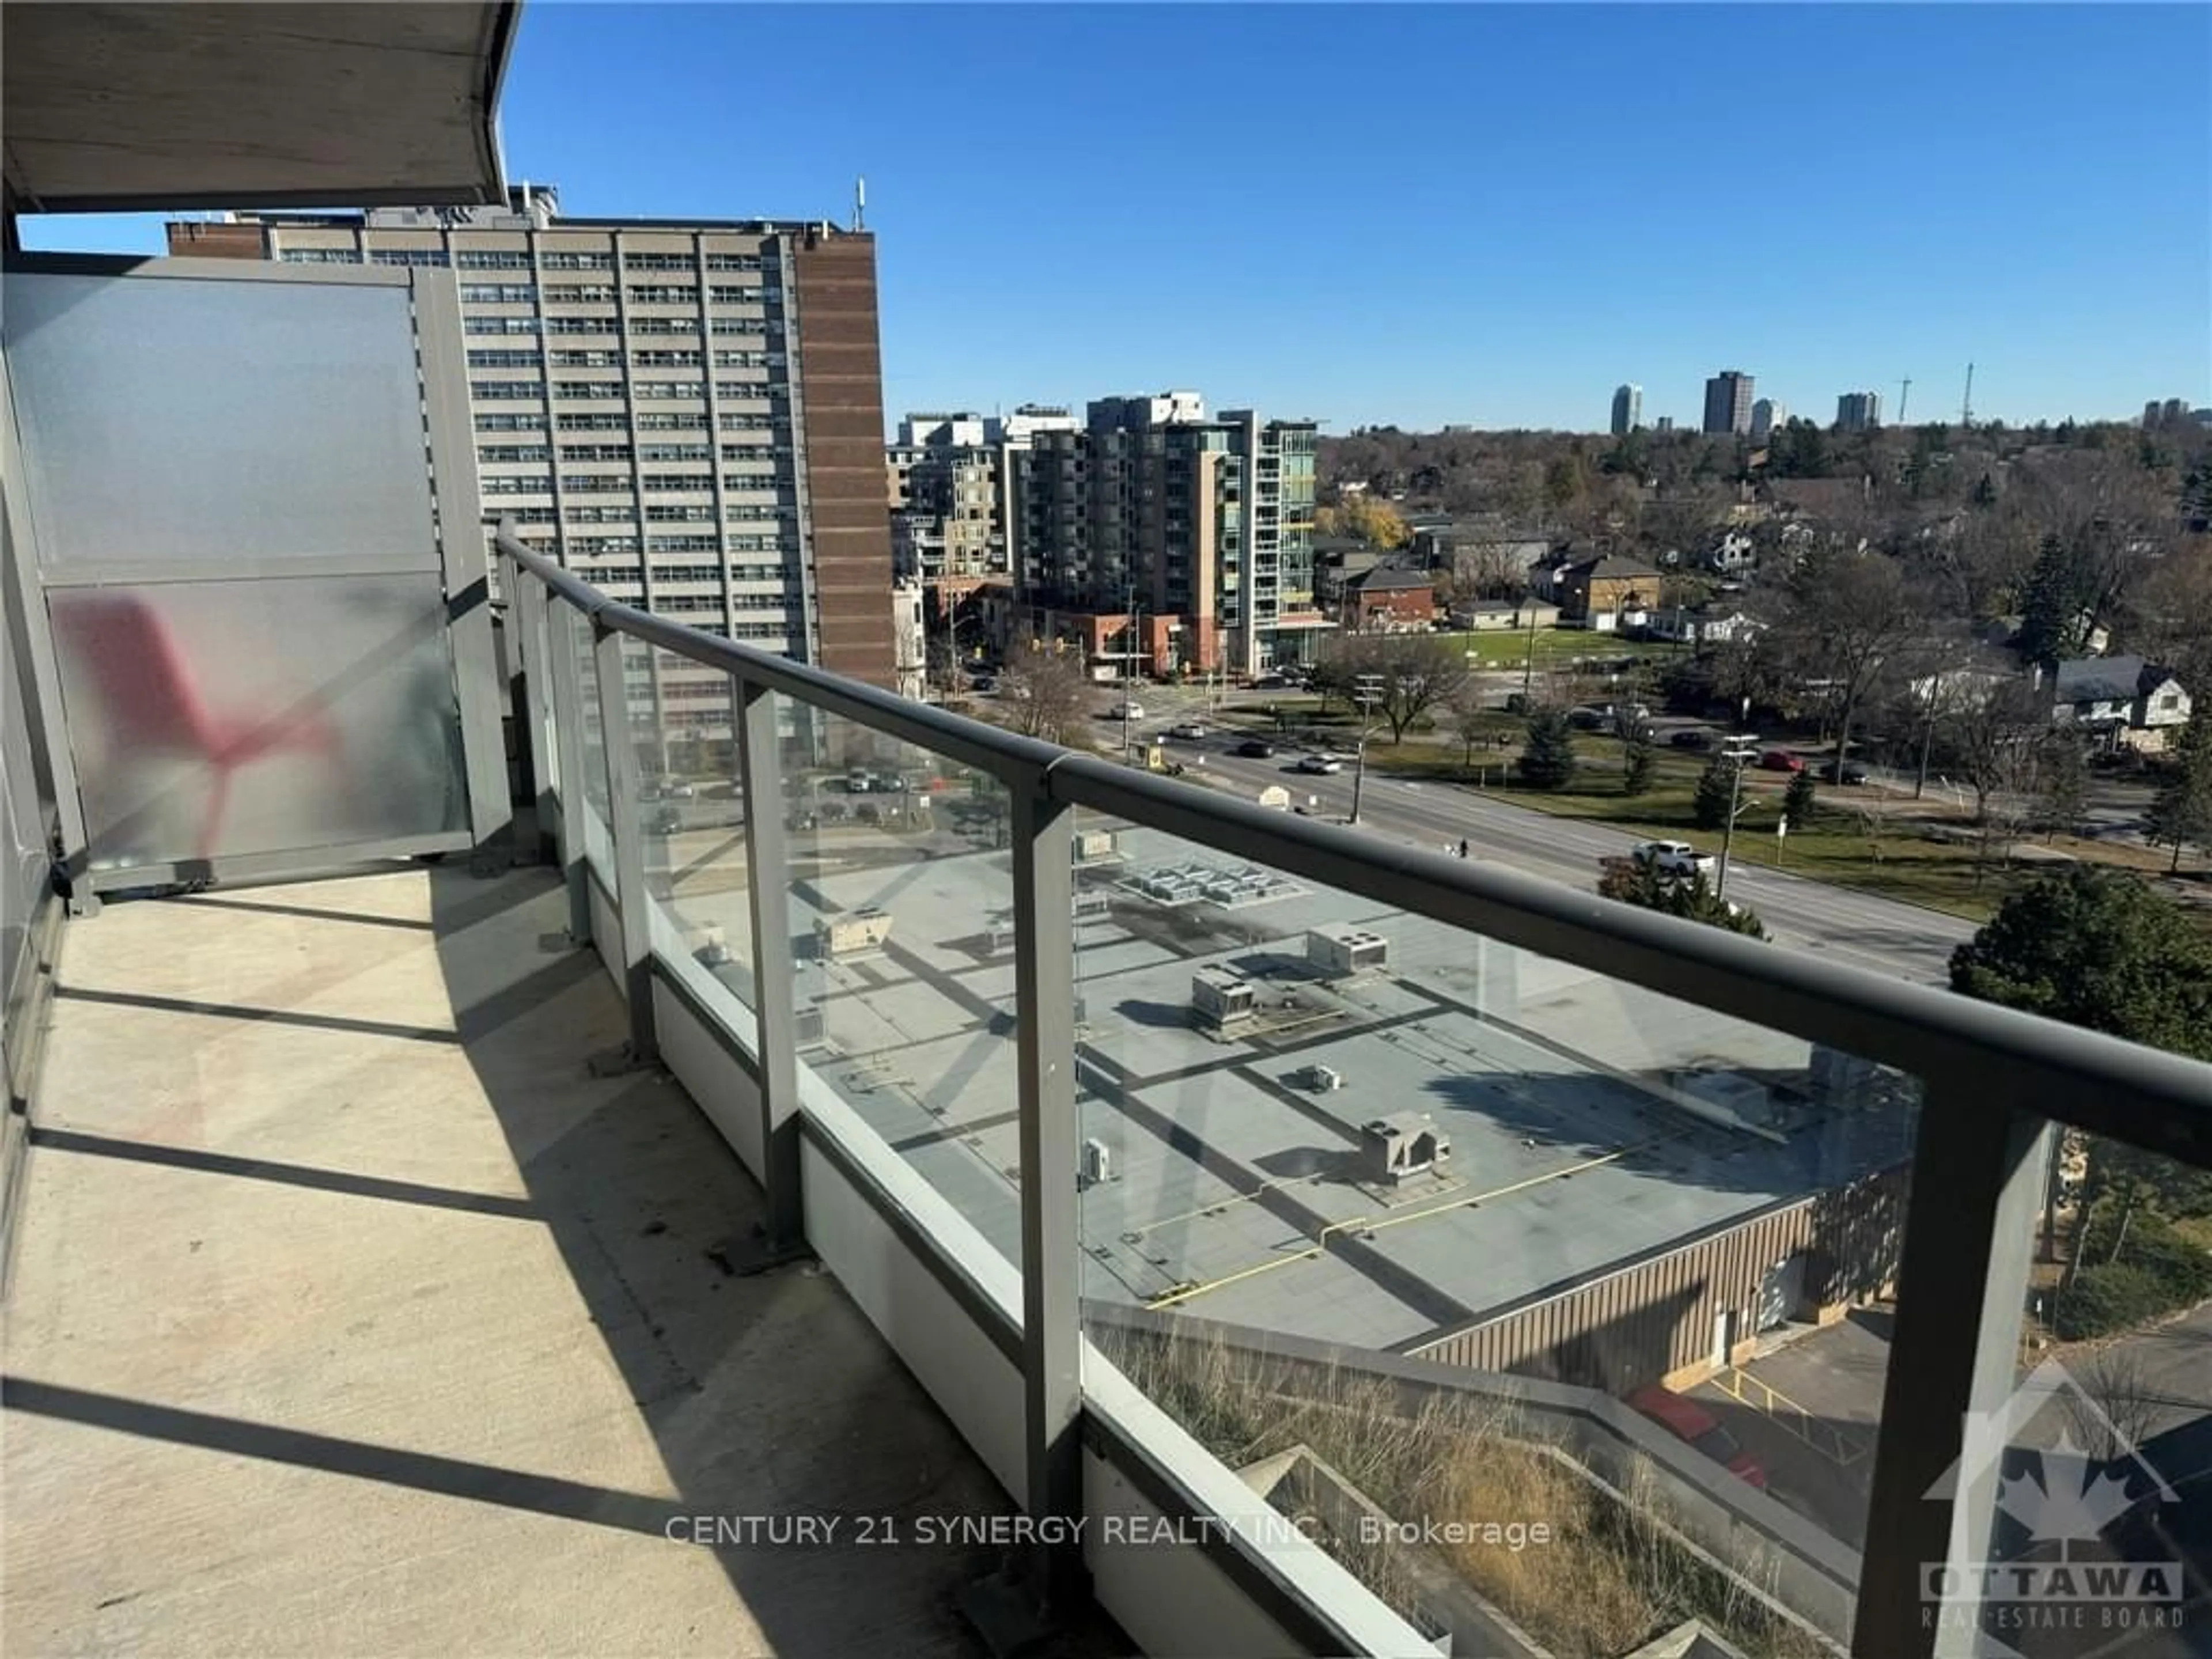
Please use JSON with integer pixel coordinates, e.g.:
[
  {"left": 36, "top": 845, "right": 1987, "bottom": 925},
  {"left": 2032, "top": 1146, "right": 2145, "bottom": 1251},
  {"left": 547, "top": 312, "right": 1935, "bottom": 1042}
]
[{"left": 2, "top": 2, "right": 516, "bottom": 214}]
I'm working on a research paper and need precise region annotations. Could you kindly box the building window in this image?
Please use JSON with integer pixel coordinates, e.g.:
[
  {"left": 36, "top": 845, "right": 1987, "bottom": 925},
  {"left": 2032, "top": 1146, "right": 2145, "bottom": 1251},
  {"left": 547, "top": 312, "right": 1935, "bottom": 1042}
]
[
  {"left": 646, "top": 537, "right": 721, "bottom": 556},
  {"left": 471, "top": 380, "right": 545, "bottom": 401},
  {"left": 568, "top": 536, "right": 641, "bottom": 556},
  {"left": 628, "top": 316, "right": 702, "bottom": 336},
  {"left": 474, "top": 411, "right": 547, "bottom": 432},
  {"left": 560, "top": 475, "right": 632, "bottom": 494},
  {"left": 641, "top": 472, "right": 713, "bottom": 493},
  {"left": 630, "top": 350, "right": 703, "bottom": 369},
  {"left": 465, "top": 349, "right": 544, "bottom": 370},
  {"left": 544, "top": 316, "right": 620, "bottom": 335},
  {"left": 709, "top": 317, "right": 769, "bottom": 336},
  {"left": 623, "top": 252, "right": 694, "bottom": 272},
  {"left": 478, "top": 444, "right": 551, "bottom": 464},
  {"left": 550, "top": 381, "right": 624, "bottom": 401},
  {"left": 635, "top": 380, "right": 707, "bottom": 400},
  {"left": 547, "top": 349, "right": 623, "bottom": 369},
  {"left": 701, "top": 253, "right": 764, "bottom": 271},
  {"left": 554, "top": 412, "right": 626, "bottom": 431},
  {"left": 563, "top": 505, "right": 636, "bottom": 525},
  {"left": 459, "top": 283, "right": 538, "bottom": 304},
  {"left": 626, "top": 285, "right": 699, "bottom": 305},
  {"left": 707, "top": 285, "right": 765, "bottom": 303},
  {"left": 559, "top": 444, "right": 633, "bottom": 463},
  {"left": 371, "top": 248, "right": 450, "bottom": 267},
  {"left": 637, "top": 411, "right": 708, "bottom": 431},
  {"left": 478, "top": 475, "right": 547, "bottom": 497},
  {"left": 646, "top": 504, "right": 717, "bottom": 523},
  {"left": 466, "top": 316, "right": 541, "bottom": 336},
  {"left": 640, "top": 444, "right": 712, "bottom": 463},
  {"left": 279, "top": 247, "right": 363, "bottom": 264},
  {"left": 497, "top": 505, "right": 559, "bottom": 525},
  {"left": 454, "top": 250, "right": 532, "bottom": 270},
  {"left": 539, "top": 251, "right": 614, "bottom": 271}
]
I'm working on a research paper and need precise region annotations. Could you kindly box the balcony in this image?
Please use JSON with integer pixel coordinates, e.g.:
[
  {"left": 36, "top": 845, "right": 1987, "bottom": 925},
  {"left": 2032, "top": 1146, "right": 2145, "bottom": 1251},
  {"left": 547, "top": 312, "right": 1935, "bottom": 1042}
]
[{"left": 7, "top": 17, "right": 2212, "bottom": 1658}]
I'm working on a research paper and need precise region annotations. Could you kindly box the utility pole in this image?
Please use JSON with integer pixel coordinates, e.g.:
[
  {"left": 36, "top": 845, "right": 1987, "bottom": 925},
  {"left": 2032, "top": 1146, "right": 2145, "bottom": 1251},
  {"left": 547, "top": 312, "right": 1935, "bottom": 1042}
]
[
  {"left": 1715, "top": 733, "right": 1760, "bottom": 901},
  {"left": 1960, "top": 361, "right": 1975, "bottom": 429},
  {"left": 1350, "top": 674, "right": 1383, "bottom": 825},
  {"left": 1914, "top": 664, "right": 1948, "bottom": 800},
  {"left": 1120, "top": 590, "right": 1141, "bottom": 766},
  {"left": 1897, "top": 377, "right": 1912, "bottom": 426},
  {"left": 1520, "top": 609, "right": 1539, "bottom": 701}
]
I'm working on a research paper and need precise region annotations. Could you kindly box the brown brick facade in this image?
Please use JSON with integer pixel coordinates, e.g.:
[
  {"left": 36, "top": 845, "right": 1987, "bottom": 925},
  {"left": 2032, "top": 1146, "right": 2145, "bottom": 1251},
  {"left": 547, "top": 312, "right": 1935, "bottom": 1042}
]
[{"left": 790, "top": 236, "right": 895, "bottom": 689}]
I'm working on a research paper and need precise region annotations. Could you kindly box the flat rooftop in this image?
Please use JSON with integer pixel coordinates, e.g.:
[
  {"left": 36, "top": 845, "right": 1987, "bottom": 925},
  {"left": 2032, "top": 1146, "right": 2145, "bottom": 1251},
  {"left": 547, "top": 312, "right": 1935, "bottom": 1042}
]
[
  {"left": 658, "top": 810, "right": 1915, "bottom": 1354},
  {"left": 2, "top": 866, "right": 1028, "bottom": 1657}
]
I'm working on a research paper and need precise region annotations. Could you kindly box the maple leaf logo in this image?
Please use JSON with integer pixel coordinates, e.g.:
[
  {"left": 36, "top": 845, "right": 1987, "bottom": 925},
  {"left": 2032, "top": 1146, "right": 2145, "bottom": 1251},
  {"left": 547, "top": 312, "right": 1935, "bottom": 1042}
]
[{"left": 1994, "top": 1433, "right": 2153, "bottom": 1546}]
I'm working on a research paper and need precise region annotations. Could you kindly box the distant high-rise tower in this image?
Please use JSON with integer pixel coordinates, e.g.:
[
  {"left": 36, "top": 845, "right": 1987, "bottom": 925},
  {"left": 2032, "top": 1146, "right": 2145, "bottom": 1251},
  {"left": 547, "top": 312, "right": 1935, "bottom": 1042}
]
[
  {"left": 1750, "top": 398, "right": 1786, "bottom": 444},
  {"left": 1654, "top": 415, "right": 1676, "bottom": 433},
  {"left": 1610, "top": 383, "right": 1642, "bottom": 436},
  {"left": 1703, "top": 370, "right": 1755, "bottom": 435},
  {"left": 1836, "top": 391, "right": 1884, "bottom": 432}
]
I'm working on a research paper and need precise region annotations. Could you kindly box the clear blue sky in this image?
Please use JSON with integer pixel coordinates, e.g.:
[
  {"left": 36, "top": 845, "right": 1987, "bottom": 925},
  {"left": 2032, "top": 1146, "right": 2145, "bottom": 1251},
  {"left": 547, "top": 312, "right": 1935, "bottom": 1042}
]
[{"left": 25, "top": 4, "right": 2210, "bottom": 432}]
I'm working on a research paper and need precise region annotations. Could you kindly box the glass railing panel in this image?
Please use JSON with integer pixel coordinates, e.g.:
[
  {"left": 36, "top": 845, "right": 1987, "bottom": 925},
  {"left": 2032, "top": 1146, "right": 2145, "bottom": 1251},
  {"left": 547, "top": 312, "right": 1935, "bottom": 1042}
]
[
  {"left": 561, "top": 605, "right": 613, "bottom": 884},
  {"left": 1071, "top": 804, "right": 1915, "bottom": 1656},
  {"left": 1952, "top": 1134, "right": 2212, "bottom": 1658},
  {"left": 778, "top": 691, "right": 1022, "bottom": 1271},
  {"left": 626, "top": 647, "right": 755, "bottom": 1033}
]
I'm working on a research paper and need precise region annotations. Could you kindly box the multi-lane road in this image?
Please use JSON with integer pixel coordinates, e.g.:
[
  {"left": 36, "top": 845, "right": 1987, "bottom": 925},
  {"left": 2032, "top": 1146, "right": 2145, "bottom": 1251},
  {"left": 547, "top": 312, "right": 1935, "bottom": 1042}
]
[{"left": 1085, "top": 685, "right": 1976, "bottom": 986}]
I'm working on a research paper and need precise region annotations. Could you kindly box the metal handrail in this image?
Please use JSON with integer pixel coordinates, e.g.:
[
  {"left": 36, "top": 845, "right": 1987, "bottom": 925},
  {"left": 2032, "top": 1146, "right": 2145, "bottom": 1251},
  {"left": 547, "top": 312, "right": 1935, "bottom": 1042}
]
[{"left": 497, "top": 527, "right": 2212, "bottom": 1163}]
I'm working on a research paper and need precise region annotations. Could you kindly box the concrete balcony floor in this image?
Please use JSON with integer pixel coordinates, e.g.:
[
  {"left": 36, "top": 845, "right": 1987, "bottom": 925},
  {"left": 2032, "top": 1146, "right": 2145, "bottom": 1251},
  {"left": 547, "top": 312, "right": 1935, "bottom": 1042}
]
[{"left": 2, "top": 864, "right": 1065, "bottom": 1657}]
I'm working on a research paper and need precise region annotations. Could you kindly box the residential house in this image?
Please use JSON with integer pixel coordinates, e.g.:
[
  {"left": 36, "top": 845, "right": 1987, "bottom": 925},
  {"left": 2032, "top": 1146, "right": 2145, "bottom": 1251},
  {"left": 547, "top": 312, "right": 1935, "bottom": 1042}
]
[
  {"left": 1342, "top": 566, "right": 1437, "bottom": 632},
  {"left": 1453, "top": 597, "right": 1560, "bottom": 633},
  {"left": 1644, "top": 608, "right": 1761, "bottom": 647},
  {"left": 1556, "top": 554, "right": 1664, "bottom": 633},
  {"left": 1311, "top": 535, "right": 1378, "bottom": 612},
  {"left": 2048, "top": 656, "right": 2193, "bottom": 753},
  {"left": 1705, "top": 531, "right": 1758, "bottom": 573}
]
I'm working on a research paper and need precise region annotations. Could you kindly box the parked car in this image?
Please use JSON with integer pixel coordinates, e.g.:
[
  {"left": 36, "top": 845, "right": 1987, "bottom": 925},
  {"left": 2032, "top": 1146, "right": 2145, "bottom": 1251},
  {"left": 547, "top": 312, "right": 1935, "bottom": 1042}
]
[
  {"left": 1669, "top": 728, "right": 1714, "bottom": 749},
  {"left": 647, "top": 806, "right": 681, "bottom": 836},
  {"left": 1759, "top": 749, "right": 1806, "bottom": 773},
  {"left": 1823, "top": 760, "right": 1869, "bottom": 785},
  {"left": 1568, "top": 706, "right": 1610, "bottom": 730},
  {"left": 1250, "top": 673, "right": 1289, "bottom": 691},
  {"left": 1235, "top": 739, "right": 1275, "bottom": 759},
  {"left": 1168, "top": 721, "right": 1207, "bottom": 740},
  {"left": 1503, "top": 692, "right": 1531, "bottom": 714},
  {"left": 1628, "top": 839, "right": 1717, "bottom": 880},
  {"left": 844, "top": 770, "right": 874, "bottom": 793},
  {"left": 665, "top": 779, "right": 695, "bottom": 800},
  {"left": 1105, "top": 700, "right": 1146, "bottom": 721},
  {"left": 1295, "top": 753, "right": 1343, "bottom": 775},
  {"left": 1626, "top": 1385, "right": 1768, "bottom": 1488},
  {"left": 970, "top": 675, "right": 997, "bottom": 694}
]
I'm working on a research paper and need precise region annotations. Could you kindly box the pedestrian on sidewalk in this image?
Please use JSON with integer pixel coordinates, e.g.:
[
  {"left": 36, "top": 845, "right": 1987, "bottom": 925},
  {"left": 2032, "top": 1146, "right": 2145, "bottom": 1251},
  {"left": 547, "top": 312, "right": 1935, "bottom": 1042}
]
[{"left": 1459, "top": 839, "right": 1469, "bottom": 859}]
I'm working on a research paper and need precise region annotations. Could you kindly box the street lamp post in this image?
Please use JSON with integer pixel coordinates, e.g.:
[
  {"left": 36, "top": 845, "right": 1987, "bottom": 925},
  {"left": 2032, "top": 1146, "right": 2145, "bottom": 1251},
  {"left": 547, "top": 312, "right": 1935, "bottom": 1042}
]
[{"left": 1715, "top": 733, "right": 1760, "bottom": 901}]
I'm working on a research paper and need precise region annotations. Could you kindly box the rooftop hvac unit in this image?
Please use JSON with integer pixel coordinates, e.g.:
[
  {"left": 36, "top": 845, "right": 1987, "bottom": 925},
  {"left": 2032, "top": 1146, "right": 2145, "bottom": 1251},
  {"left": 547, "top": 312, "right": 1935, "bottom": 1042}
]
[
  {"left": 1080, "top": 1138, "right": 1113, "bottom": 1187},
  {"left": 1191, "top": 968, "right": 1256, "bottom": 1029},
  {"left": 1307, "top": 925, "right": 1389, "bottom": 978},
  {"left": 1360, "top": 1112, "right": 1449, "bottom": 1185},
  {"left": 793, "top": 1005, "right": 827, "bottom": 1049},
  {"left": 1297, "top": 1064, "right": 1343, "bottom": 1093}
]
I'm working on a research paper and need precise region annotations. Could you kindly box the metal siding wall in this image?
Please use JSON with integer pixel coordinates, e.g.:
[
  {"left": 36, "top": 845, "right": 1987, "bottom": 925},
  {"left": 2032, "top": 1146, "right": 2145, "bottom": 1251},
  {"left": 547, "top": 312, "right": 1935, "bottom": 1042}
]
[{"left": 1411, "top": 1194, "right": 1862, "bottom": 1389}]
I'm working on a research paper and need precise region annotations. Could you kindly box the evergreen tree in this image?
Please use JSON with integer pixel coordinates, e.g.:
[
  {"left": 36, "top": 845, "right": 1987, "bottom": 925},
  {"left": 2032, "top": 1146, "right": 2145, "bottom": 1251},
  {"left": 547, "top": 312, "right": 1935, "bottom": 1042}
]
[
  {"left": 2034, "top": 733, "right": 2087, "bottom": 840},
  {"left": 2147, "top": 706, "right": 2212, "bottom": 873},
  {"left": 1516, "top": 710, "right": 1578, "bottom": 790},
  {"left": 1783, "top": 768, "right": 1818, "bottom": 831},
  {"left": 1598, "top": 862, "right": 1767, "bottom": 938},
  {"left": 1621, "top": 726, "right": 1656, "bottom": 797},
  {"left": 2017, "top": 534, "right": 2088, "bottom": 664},
  {"left": 1693, "top": 755, "right": 1738, "bottom": 831}
]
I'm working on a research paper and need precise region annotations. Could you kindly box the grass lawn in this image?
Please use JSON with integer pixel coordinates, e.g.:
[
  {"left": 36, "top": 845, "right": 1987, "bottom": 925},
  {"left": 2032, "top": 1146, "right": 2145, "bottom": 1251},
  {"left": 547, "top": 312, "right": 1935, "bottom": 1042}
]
[{"left": 1436, "top": 627, "right": 1681, "bottom": 670}]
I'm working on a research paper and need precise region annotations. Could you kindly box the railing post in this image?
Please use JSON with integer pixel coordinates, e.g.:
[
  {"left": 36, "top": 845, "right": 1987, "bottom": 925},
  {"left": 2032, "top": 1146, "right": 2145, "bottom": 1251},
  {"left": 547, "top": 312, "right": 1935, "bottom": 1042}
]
[
  {"left": 513, "top": 566, "right": 559, "bottom": 866},
  {"left": 593, "top": 620, "right": 658, "bottom": 1066},
  {"left": 727, "top": 675, "right": 810, "bottom": 1271},
  {"left": 1854, "top": 1082, "right": 2047, "bottom": 1658},
  {"left": 545, "top": 600, "right": 593, "bottom": 948},
  {"left": 969, "top": 768, "right": 1089, "bottom": 1643}
]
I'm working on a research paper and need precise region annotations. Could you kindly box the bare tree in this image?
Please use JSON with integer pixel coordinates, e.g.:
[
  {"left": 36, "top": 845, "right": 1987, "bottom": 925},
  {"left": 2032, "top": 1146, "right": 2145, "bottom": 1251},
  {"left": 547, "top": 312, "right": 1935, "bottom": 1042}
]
[
  {"left": 1940, "top": 676, "right": 2050, "bottom": 825},
  {"left": 1321, "top": 632, "right": 1475, "bottom": 743},
  {"left": 1777, "top": 545, "right": 1916, "bottom": 774},
  {"left": 996, "top": 633, "right": 1092, "bottom": 745},
  {"left": 2063, "top": 1348, "right": 2166, "bottom": 1463}
]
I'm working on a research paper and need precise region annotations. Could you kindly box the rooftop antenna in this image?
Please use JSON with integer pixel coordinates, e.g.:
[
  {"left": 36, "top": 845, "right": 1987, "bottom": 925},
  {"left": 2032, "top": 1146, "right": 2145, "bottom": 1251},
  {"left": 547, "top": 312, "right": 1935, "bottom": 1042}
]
[
  {"left": 853, "top": 176, "right": 866, "bottom": 232},
  {"left": 1897, "top": 377, "right": 1912, "bottom": 425},
  {"left": 1960, "top": 361, "right": 1975, "bottom": 428}
]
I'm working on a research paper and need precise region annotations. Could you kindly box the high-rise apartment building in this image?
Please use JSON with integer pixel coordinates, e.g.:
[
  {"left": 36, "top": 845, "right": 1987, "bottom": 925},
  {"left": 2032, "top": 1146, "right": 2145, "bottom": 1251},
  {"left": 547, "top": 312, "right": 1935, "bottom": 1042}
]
[
  {"left": 1702, "top": 370, "right": 1755, "bottom": 435},
  {"left": 1749, "top": 398, "right": 1787, "bottom": 443},
  {"left": 167, "top": 185, "right": 897, "bottom": 687},
  {"left": 1610, "top": 384, "right": 1642, "bottom": 437},
  {"left": 1836, "top": 391, "right": 1883, "bottom": 432},
  {"left": 1654, "top": 415, "right": 1676, "bottom": 433},
  {"left": 1005, "top": 393, "right": 1319, "bottom": 675}
]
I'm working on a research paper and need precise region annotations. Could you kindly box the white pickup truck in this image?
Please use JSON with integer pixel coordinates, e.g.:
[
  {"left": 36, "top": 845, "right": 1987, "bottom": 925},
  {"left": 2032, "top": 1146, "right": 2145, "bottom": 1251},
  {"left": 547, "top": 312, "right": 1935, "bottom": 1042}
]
[{"left": 1626, "top": 839, "right": 1717, "bottom": 881}]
